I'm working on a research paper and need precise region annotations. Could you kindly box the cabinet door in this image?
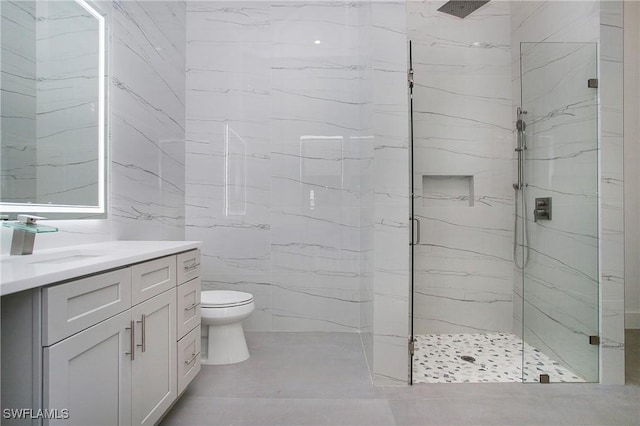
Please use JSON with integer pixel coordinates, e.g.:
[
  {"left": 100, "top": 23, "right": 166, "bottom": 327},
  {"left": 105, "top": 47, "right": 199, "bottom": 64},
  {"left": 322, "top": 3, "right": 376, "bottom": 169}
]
[
  {"left": 131, "top": 288, "right": 177, "bottom": 426},
  {"left": 43, "top": 310, "right": 132, "bottom": 426}
]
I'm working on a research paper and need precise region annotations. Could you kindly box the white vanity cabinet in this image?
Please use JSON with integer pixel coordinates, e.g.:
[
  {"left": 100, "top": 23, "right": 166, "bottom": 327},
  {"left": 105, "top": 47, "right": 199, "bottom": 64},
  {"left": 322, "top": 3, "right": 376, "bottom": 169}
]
[
  {"left": 175, "top": 250, "right": 202, "bottom": 395},
  {"left": 43, "top": 310, "right": 133, "bottom": 426},
  {"left": 1, "top": 246, "right": 201, "bottom": 426}
]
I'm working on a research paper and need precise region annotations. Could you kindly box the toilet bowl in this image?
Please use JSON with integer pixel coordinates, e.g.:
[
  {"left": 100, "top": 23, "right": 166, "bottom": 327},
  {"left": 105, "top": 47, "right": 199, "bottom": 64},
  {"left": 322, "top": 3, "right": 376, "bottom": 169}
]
[{"left": 201, "top": 290, "right": 254, "bottom": 365}]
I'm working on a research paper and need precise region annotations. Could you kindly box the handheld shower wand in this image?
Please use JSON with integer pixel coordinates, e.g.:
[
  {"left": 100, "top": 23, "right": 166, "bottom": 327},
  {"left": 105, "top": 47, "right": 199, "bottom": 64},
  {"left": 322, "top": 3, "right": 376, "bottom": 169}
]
[
  {"left": 513, "top": 107, "right": 529, "bottom": 269},
  {"left": 513, "top": 107, "right": 526, "bottom": 190}
]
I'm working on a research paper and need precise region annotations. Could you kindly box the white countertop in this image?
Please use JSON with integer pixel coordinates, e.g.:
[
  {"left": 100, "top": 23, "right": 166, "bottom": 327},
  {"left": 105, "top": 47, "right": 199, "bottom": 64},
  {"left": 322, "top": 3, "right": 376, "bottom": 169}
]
[{"left": 0, "top": 240, "right": 201, "bottom": 296}]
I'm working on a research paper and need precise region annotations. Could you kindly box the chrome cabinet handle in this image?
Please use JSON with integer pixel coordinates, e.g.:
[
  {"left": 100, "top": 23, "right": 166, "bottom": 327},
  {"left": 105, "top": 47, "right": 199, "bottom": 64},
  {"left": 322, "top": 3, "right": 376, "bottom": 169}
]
[
  {"left": 184, "top": 303, "right": 197, "bottom": 312},
  {"left": 184, "top": 263, "right": 200, "bottom": 272},
  {"left": 125, "top": 320, "right": 135, "bottom": 361},
  {"left": 185, "top": 352, "right": 199, "bottom": 366},
  {"left": 136, "top": 314, "right": 146, "bottom": 352}
]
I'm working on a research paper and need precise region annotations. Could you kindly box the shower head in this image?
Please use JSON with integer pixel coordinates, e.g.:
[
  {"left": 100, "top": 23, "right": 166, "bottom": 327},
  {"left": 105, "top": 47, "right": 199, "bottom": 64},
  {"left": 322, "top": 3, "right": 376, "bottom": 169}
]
[{"left": 437, "top": 0, "right": 490, "bottom": 19}]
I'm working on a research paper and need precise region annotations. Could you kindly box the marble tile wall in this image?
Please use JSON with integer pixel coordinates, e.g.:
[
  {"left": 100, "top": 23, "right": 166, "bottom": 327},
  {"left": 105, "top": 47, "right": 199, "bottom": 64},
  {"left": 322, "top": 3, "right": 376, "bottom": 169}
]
[
  {"left": 407, "top": 0, "right": 514, "bottom": 336},
  {"left": 185, "top": 1, "right": 272, "bottom": 331},
  {"left": 185, "top": 1, "right": 367, "bottom": 333},
  {"left": 358, "top": 1, "right": 375, "bottom": 375},
  {"left": 370, "top": 1, "right": 409, "bottom": 385},
  {"left": 269, "top": 2, "right": 363, "bottom": 332},
  {"left": 1, "top": 1, "right": 37, "bottom": 203},
  {"left": 624, "top": 1, "right": 640, "bottom": 331},
  {"left": 598, "top": 0, "right": 625, "bottom": 385},
  {"left": 110, "top": 0, "right": 186, "bottom": 241},
  {"left": 35, "top": 1, "right": 101, "bottom": 206}
]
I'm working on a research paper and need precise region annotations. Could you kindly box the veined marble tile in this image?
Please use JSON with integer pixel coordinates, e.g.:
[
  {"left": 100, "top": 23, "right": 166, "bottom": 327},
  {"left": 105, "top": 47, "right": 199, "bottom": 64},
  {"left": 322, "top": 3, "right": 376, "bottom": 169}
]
[
  {"left": 185, "top": 1, "right": 369, "bottom": 337},
  {"left": 187, "top": 1, "right": 270, "bottom": 44},
  {"left": 270, "top": 271, "right": 360, "bottom": 332},
  {"left": 111, "top": 1, "right": 186, "bottom": 241},
  {"left": 523, "top": 303, "right": 599, "bottom": 382},
  {"left": 510, "top": 1, "right": 599, "bottom": 44},
  {"left": 1, "top": 1, "right": 37, "bottom": 203},
  {"left": 368, "top": 0, "right": 409, "bottom": 385},
  {"left": 373, "top": 334, "right": 409, "bottom": 386},
  {"left": 269, "top": 138, "right": 361, "bottom": 211},
  {"left": 34, "top": 1, "right": 101, "bottom": 206},
  {"left": 271, "top": 204, "right": 359, "bottom": 242},
  {"left": 598, "top": 1, "right": 625, "bottom": 385},
  {"left": 190, "top": 223, "right": 270, "bottom": 273},
  {"left": 600, "top": 299, "right": 625, "bottom": 341},
  {"left": 412, "top": 207, "right": 513, "bottom": 335},
  {"left": 271, "top": 68, "right": 362, "bottom": 136},
  {"left": 271, "top": 2, "right": 361, "bottom": 59}
]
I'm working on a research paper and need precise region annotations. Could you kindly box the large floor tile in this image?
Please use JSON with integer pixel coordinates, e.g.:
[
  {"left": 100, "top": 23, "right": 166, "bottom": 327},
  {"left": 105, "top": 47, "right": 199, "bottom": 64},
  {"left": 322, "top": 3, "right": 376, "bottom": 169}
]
[
  {"left": 386, "top": 381, "right": 640, "bottom": 401},
  {"left": 160, "top": 397, "right": 396, "bottom": 426},
  {"left": 389, "top": 394, "right": 640, "bottom": 426},
  {"left": 188, "top": 332, "right": 383, "bottom": 399},
  {"left": 162, "top": 331, "right": 640, "bottom": 426}
]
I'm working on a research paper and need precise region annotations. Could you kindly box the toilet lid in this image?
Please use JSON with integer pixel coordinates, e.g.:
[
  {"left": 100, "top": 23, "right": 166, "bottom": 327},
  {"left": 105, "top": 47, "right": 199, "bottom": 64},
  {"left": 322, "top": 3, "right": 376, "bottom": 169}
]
[{"left": 201, "top": 290, "right": 253, "bottom": 307}]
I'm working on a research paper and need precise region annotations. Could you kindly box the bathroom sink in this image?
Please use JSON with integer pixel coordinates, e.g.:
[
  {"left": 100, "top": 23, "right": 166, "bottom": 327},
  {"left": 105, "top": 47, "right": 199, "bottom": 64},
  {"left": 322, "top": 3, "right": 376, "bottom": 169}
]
[
  {"left": 29, "top": 254, "right": 104, "bottom": 265},
  {"left": 0, "top": 250, "right": 106, "bottom": 266}
]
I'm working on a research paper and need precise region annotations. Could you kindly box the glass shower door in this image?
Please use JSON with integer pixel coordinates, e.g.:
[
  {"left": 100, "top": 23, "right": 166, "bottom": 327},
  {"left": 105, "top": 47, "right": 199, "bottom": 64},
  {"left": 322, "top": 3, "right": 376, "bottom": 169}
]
[{"left": 520, "top": 42, "right": 599, "bottom": 383}]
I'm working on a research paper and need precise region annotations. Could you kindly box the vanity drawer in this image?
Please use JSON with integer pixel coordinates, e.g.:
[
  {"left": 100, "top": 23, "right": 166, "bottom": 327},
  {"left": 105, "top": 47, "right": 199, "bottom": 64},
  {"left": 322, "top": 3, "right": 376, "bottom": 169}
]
[
  {"left": 177, "top": 325, "right": 201, "bottom": 395},
  {"left": 177, "top": 249, "right": 201, "bottom": 285},
  {"left": 42, "top": 268, "right": 132, "bottom": 346},
  {"left": 177, "top": 277, "right": 201, "bottom": 339},
  {"left": 131, "top": 255, "right": 176, "bottom": 305}
]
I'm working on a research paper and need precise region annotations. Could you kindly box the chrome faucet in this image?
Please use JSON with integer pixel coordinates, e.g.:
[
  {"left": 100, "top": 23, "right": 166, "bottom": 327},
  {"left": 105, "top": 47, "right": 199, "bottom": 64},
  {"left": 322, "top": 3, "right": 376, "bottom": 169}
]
[{"left": 3, "top": 215, "right": 58, "bottom": 255}]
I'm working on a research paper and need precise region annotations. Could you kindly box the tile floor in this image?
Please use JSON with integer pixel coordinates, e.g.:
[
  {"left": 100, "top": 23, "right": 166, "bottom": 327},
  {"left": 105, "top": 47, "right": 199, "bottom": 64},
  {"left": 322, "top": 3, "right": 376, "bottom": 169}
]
[
  {"left": 412, "top": 333, "right": 584, "bottom": 384},
  {"left": 160, "top": 331, "right": 640, "bottom": 426}
]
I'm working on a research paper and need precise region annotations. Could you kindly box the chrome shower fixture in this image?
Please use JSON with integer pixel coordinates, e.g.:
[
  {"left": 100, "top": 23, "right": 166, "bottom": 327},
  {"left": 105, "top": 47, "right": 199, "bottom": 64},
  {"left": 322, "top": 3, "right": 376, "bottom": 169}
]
[
  {"left": 513, "top": 107, "right": 527, "bottom": 189},
  {"left": 437, "top": 0, "right": 490, "bottom": 19},
  {"left": 513, "top": 106, "right": 530, "bottom": 270}
]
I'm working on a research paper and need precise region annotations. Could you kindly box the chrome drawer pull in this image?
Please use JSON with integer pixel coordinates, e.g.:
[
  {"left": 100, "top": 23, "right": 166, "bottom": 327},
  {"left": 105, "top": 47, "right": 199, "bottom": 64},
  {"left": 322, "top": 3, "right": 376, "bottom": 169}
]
[
  {"left": 184, "top": 303, "right": 197, "bottom": 312},
  {"left": 184, "top": 263, "right": 200, "bottom": 272},
  {"left": 125, "top": 320, "right": 135, "bottom": 361},
  {"left": 185, "top": 352, "right": 199, "bottom": 365},
  {"left": 136, "top": 314, "right": 146, "bottom": 352}
]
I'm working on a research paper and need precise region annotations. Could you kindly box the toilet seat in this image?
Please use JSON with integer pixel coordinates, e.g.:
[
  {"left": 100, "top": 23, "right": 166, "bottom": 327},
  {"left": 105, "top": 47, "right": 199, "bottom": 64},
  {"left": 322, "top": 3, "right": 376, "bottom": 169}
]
[{"left": 201, "top": 290, "right": 253, "bottom": 308}]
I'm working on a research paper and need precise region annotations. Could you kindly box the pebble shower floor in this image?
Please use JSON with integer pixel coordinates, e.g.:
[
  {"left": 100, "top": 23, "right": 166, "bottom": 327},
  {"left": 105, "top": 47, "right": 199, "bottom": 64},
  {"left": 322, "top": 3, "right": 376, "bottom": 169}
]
[{"left": 412, "top": 333, "right": 585, "bottom": 383}]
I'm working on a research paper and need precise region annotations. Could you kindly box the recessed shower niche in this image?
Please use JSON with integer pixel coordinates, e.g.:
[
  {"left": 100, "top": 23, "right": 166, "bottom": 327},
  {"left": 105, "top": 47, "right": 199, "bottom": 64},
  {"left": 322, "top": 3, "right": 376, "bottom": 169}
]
[{"left": 422, "top": 175, "right": 474, "bottom": 207}]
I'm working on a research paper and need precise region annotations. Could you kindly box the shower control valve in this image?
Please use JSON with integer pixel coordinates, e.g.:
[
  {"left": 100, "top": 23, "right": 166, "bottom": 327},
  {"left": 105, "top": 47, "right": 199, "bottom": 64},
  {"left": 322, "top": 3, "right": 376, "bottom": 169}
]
[{"left": 533, "top": 197, "right": 552, "bottom": 222}]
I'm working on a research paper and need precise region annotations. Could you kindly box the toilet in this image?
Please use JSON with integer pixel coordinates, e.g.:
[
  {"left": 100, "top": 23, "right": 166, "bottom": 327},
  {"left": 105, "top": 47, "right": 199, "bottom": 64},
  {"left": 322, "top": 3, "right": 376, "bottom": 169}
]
[{"left": 200, "top": 290, "right": 255, "bottom": 365}]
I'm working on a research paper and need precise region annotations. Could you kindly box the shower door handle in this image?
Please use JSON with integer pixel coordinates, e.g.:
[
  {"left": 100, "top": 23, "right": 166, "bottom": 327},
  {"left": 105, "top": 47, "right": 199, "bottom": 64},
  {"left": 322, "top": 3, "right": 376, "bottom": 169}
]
[{"left": 411, "top": 218, "right": 421, "bottom": 245}]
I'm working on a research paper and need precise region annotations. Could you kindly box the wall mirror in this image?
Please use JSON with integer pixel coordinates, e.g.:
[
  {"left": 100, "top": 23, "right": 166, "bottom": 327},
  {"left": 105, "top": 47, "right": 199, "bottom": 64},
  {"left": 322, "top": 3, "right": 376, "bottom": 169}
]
[{"left": 0, "top": 0, "right": 106, "bottom": 217}]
